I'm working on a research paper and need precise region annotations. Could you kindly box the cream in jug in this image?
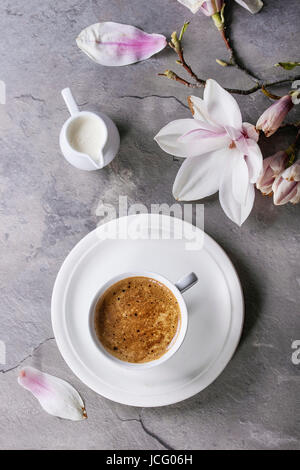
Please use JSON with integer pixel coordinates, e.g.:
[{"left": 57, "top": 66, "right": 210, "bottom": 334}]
[{"left": 67, "top": 115, "right": 104, "bottom": 164}]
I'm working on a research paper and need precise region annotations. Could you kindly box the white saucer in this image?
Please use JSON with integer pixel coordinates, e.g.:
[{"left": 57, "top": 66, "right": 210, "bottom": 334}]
[{"left": 51, "top": 214, "right": 244, "bottom": 407}]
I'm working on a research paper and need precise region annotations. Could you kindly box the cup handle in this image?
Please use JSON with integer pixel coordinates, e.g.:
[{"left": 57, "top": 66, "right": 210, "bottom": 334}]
[
  {"left": 61, "top": 87, "right": 79, "bottom": 116},
  {"left": 175, "top": 272, "right": 198, "bottom": 294}
]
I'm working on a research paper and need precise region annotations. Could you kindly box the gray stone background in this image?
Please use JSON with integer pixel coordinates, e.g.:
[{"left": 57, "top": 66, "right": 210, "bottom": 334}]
[{"left": 0, "top": 0, "right": 299, "bottom": 450}]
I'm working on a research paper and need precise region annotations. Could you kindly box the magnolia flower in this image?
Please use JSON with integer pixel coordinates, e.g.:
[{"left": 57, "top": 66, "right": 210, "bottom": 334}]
[
  {"left": 18, "top": 367, "right": 87, "bottom": 421},
  {"left": 256, "top": 151, "right": 289, "bottom": 195},
  {"left": 256, "top": 95, "right": 294, "bottom": 137},
  {"left": 155, "top": 79, "right": 263, "bottom": 226},
  {"left": 177, "top": 0, "right": 263, "bottom": 14},
  {"left": 272, "top": 160, "right": 300, "bottom": 205},
  {"left": 77, "top": 22, "right": 166, "bottom": 66}
]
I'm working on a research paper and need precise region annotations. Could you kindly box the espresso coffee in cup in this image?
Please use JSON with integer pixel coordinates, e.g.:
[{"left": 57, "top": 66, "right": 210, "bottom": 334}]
[{"left": 94, "top": 276, "right": 181, "bottom": 363}]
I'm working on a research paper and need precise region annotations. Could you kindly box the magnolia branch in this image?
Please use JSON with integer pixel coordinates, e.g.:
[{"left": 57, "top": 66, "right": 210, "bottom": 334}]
[
  {"left": 212, "top": 3, "right": 261, "bottom": 84},
  {"left": 159, "top": 68, "right": 300, "bottom": 96},
  {"left": 159, "top": 22, "right": 300, "bottom": 97}
]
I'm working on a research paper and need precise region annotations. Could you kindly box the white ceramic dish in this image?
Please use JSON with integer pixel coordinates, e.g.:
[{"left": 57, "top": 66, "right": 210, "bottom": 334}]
[{"left": 51, "top": 214, "right": 244, "bottom": 407}]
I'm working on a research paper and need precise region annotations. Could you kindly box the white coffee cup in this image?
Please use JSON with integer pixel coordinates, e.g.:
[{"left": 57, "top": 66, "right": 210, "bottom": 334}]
[{"left": 88, "top": 271, "right": 198, "bottom": 369}]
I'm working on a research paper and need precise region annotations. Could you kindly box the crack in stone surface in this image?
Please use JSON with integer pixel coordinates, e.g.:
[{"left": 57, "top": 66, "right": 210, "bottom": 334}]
[
  {"left": 14, "top": 94, "right": 45, "bottom": 103},
  {"left": 118, "top": 94, "right": 189, "bottom": 110},
  {"left": 116, "top": 413, "right": 174, "bottom": 450},
  {"left": 5, "top": 8, "right": 23, "bottom": 16},
  {"left": 0, "top": 337, "right": 55, "bottom": 374}
]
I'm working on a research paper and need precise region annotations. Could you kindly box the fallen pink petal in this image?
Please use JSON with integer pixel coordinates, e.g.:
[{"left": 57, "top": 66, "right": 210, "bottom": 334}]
[
  {"left": 76, "top": 22, "right": 167, "bottom": 66},
  {"left": 234, "top": 0, "right": 263, "bottom": 14},
  {"left": 177, "top": 0, "right": 204, "bottom": 13},
  {"left": 18, "top": 367, "right": 87, "bottom": 421}
]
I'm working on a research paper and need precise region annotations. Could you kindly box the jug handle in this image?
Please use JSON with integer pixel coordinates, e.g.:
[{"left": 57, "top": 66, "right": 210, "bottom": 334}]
[{"left": 61, "top": 88, "right": 79, "bottom": 116}]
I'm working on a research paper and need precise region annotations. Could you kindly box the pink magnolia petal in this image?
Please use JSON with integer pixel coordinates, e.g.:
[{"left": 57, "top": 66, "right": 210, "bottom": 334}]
[
  {"left": 177, "top": 0, "right": 204, "bottom": 13},
  {"left": 76, "top": 22, "right": 166, "bottom": 66},
  {"left": 290, "top": 185, "right": 300, "bottom": 204},
  {"left": 199, "top": 0, "right": 224, "bottom": 16},
  {"left": 256, "top": 95, "right": 293, "bottom": 137},
  {"left": 173, "top": 148, "right": 227, "bottom": 201},
  {"left": 18, "top": 367, "right": 87, "bottom": 421},
  {"left": 225, "top": 125, "right": 243, "bottom": 143},
  {"left": 155, "top": 119, "right": 229, "bottom": 158},
  {"left": 281, "top": 160, "right": 300, "bottom": 182},
  {"left": 273, "top": 177, "right": 298, "bottom": 205},
  {"left": 272, "top": 161, "right": 300, "bottom": 205},
  {"left": 235, "top": 135, "right": 249, "bottom": 155},
  {"left": 235, "top": 0, "right": 263, "bottom": 14},
  {"left": 204, "top": 79, "right": 243, "bottom": 130},
  {"left": 219, "top": 151, "right": 255, "bottom": 226},
  {"left": 243, "top": 122, "right": 259, "bottom": 142}
]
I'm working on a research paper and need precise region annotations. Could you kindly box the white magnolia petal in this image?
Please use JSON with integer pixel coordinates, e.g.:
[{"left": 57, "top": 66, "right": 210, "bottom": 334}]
[
  {"left": 155, "top": 119, "right": 229, "bottom": 158},
  {"left": 232, "top": 155, "right": 249, "bottom": 205},
  {"left": 244, "top": 139, "right": 263, "bottom": 183},
  {"left": 204, "top": 79, "right": 243, "bottom": 130},
  {"left": 219, "top": 151, "right": 255, "bottom": 226},
  {"left": 235, "top": 0, "right": 263, "bottom": 14},
  {"left": 179, "top": 121, "right": 226, "bottom": 141},
  {"left": 225, "top": 126, "right": 241, "bottom": 140},
  {"left": 235, "top": 135, "right": 249, "bottom": 155},
  {"left": 76, "top": 22, "right": 166, "bottom": 66},
  {"left": 173, "top": 149, "right": 226, "bottom": 201},
  {"left": 243, "top": 122, "right": 259, "bottom": 142},
  {"left": 188, "top": 95, "right": 216, "bottom": 125},
  {"left": 18, "top": 367, "right": 87, "bottom": 421},
  {"left": 177, "top": 0, "right": 204, "bottom": 13}
]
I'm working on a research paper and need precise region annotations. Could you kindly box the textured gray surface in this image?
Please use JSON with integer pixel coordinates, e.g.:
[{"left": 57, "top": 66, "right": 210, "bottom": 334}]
[{"left": 0, "top": 0, "right": 299, "bottom": 450}]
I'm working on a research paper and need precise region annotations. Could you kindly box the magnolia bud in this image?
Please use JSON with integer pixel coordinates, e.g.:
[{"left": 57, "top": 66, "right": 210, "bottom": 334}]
[
  {"left": 199, "top": 0, "right": 224, "bottom": 16},
  {"left": 256, "top": 95, "right": 294, "bottom": 137},
  {"left": 272, "top": 160, "right": 300, "bottom": 205},
  {"left": 256, "top": 151, "right": 289, "bottom": 195}
]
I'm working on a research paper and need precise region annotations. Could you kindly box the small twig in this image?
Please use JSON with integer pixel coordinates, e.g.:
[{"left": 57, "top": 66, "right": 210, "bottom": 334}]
[
  {"left": 159, "top": 72, "right": 300, "bottom": 96},
  {"left": 158, "top": 70, "right": 199, "bottom": 88},
  {"left": 212, "top": 5, "right": 261, "bottom": 84},
  {"left": 280, "top": 121, "right": 300, "bottom": 129},
  {"left": 264, "top": 76, "right": 300, "bottom": 88},
  {"left": 168, "top": 29, "right": 205, "bottom": 86},
  {"left": 261, "top": 85, "right": 281, "bottom": 100},
  {"left": 286, "top": 130, "right": 300, "bottom": 166},
  {"left": 218, "top": 29, "right": 261, "bottom": 84},
  {"left": 225, "top": 83, "right": 261, "bottom": 95},
  {"left": 294, "top": 129, "right": 300, "bottom": 149}
]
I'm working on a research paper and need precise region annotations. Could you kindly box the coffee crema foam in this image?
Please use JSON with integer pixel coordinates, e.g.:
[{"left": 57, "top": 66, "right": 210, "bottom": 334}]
[{"left": 94, "top": 276, "right": 181, "bottom": 363}]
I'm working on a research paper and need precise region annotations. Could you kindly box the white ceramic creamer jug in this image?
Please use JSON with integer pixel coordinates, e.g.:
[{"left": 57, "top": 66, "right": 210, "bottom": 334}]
[{"left": 59, "top": 88, "right": 120, "bottom": 171}]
